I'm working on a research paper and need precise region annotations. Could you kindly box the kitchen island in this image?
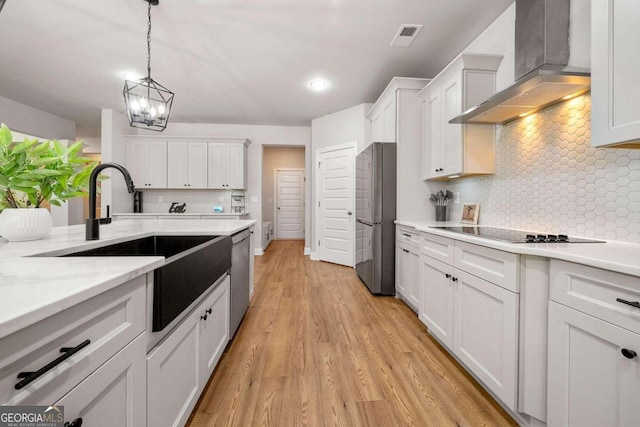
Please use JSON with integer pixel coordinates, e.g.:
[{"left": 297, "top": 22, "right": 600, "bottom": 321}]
[{"left": 0, "top": 219, "right": 256, "bottom": 427}]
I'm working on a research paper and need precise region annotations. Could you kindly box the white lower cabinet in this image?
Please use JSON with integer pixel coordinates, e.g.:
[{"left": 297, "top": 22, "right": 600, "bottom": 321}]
[
  {"left": 419, "top": 254, "right": 454, "bottom": 348},
  {"left": 199, "top": 276, "right": 230, "bottom": 380},
  {"left": 147, "top": 276, "right": 230, "bottom": 427},
  {"left": 147, "top": 311, "right": 200, "bottom": 427},
  {"left": 548, "top": 301, "right": 640, "bottom": 427},
  {"left": 453, "top": 269, "right": 518, "bottom": 409},
  {"left": 418, "top": 236, "right": 520, "bottom": 412},
  {"left": 397, "top": 242, "right": 420, "bottom": 311},
  {"left": 56, "top": 333, "right": 147, "bottom": 427}
]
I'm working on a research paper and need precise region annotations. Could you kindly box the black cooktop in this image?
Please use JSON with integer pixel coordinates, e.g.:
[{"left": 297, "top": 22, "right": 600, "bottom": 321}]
[{"left": 433, "top": 226, "right": 605, "bottom": 243}]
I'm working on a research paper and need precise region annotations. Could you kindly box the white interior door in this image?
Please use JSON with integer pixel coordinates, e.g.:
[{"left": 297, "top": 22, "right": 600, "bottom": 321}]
[
  {"left": 316, "top": 143, "right": 355, "bottom": 267},
  {"left": 276, "top": 169, "right": 305, "bottom": 240}
]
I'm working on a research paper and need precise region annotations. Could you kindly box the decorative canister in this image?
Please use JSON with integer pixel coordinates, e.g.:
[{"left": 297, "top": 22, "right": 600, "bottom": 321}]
[{"left": 435, "top": 206, "right": 447, "bottom": 222}]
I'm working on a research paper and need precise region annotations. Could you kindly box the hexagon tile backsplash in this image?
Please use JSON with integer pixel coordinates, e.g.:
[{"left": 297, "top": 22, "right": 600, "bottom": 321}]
[{"left": 447, "top": 94, "right": 640, "bottom": 243}]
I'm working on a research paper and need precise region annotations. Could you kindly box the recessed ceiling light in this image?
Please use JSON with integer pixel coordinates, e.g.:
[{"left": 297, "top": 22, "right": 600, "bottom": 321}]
[{"left": 309, "top": 79, "right": 329, "bottom": 92}]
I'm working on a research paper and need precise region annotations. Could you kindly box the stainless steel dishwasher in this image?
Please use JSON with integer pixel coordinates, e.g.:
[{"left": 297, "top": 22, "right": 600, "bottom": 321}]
[{"left": 230, "top": 228, "right": 251, "bottom": 338}]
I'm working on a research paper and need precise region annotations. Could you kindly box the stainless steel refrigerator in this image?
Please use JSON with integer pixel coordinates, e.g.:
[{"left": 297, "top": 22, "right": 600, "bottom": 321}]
[{"left": 355, "top": 142, "right": 396, "bottom": 295}]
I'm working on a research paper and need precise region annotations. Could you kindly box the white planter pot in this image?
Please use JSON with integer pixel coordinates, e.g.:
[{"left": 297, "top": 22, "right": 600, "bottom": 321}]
[{"left": 0, "top": 208, "right": 53, "bottom": 241}]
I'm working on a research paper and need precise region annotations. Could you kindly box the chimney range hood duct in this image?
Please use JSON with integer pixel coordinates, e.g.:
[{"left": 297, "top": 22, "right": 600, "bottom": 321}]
[{"left": 450, "top": 0, "right": 590, "bottom": 125}]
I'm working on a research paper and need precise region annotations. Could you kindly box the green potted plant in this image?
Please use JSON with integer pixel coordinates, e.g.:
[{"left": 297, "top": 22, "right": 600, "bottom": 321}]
[{"left": 0, "top": 124, "right": 97, "bottom": 241}]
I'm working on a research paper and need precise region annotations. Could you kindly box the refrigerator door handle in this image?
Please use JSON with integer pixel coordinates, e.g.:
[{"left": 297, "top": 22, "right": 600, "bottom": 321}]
[{"left": 356, "top": 219, "right": 376, "bottom": 226}]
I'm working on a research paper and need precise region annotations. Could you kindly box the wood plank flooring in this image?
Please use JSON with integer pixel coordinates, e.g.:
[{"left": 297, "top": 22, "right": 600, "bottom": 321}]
[{"left": 188, "top": 240, "right": 517, "bottom": 427}]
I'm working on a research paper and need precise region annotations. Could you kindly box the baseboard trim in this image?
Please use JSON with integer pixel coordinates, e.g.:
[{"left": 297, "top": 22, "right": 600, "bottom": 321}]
[
  {"left": 310, "top": 251, "right": 319, "bottom": 261},
  {"left": 304, "top": 247, "right": 311, "bottom": 256},
  {"left": 254, "top": 248, "right": 264, "bottom": 256}
]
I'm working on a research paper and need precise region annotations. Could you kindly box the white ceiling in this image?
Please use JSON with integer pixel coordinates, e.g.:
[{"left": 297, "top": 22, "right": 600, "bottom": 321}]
[{"left": 0, "top": 0, "right": 512, "bottom": 136}]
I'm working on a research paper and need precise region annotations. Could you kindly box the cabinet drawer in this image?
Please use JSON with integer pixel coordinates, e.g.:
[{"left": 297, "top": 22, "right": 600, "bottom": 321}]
[
  {"left": 420, "top": 233, "right": 455, "bottom": 264},
  {"left": 454, "top": 241, "right": 519, "bottom": 292},
  {"left": 0, "top": 276, "right": 146, "bottom": 406},
  {"left": 550, "top": 260, "right": 640, "bottom": 332},
  {"left": 397, "top": 226, "right": 420, "bottom": 248}
]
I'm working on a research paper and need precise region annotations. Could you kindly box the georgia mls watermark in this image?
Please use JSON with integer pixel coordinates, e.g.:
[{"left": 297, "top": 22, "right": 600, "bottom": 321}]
[{"left": 0, "top": 405, "right": 64, "bottom": 427}]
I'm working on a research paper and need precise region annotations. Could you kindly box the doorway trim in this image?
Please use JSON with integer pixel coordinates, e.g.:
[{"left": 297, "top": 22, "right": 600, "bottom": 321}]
[{"left": 273, "top": 167, "right": 305, "bottom": 240}]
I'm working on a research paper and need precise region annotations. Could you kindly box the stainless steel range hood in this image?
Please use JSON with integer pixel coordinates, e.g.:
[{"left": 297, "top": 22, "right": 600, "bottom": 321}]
[{"left": 450, "top": 0, "right": 590, "bottom": 125}]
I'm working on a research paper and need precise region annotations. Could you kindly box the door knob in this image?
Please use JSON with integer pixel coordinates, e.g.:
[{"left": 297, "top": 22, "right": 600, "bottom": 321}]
[
  {"left": 622, "top": 349, "right": 637, "bottom": 359},
  {"left": 347, "top": 211, "right": 353, "bottom": 216}
]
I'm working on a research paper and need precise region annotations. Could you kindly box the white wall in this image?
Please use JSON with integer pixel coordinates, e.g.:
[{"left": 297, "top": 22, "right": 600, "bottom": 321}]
[
  {"left": 102, "top": 118, "right": 312, "bottom": 253},
  {"left": 311, "top": 103, "right": 373, "bottom": 155},
  {"left": 463, "top": 3, "right": 516, "bottom": 91},
  {"left": 100, "top": 109, "right": 134, "bottom": 216},
  {"left": 0, "top": 95, "right": 75, "bottom": 140},
  {"left": 310, "top": 103, "right": 372, "bottom": 255},
  {"left": 0, "top": 97, "right": 84, "bottom": 226},
  {"left": 78, "top": 136, "right": 101, "bottom": 154}
]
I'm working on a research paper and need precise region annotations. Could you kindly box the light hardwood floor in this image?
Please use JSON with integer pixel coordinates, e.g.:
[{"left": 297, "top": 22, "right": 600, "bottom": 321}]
[{"left": 188, "top": 240, "right": 517, "bottom": 426}]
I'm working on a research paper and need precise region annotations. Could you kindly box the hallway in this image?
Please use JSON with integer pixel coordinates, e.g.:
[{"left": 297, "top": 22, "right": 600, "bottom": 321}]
[{"left": 188, "top": 240, "right": 516, "bottom": 426}]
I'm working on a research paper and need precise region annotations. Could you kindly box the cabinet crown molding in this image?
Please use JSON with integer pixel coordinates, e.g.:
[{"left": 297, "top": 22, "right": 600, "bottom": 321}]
[
  {"left": 418, "top": 53, "right": 503, "bottom": 99},
  {"left": 367, "top": 77, "right": 431, "bottom": 120}
]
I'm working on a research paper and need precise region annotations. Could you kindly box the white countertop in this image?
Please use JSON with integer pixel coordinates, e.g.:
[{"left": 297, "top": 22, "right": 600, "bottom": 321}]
[
  {"left": 0, "top": 219, "right": 255, "bottom": 337},
  {"left": 396, "top": 220, "right": 640, "bottom": 278},
  {"left": 113, "top": 212, "right": 249, "bottom": 216},
  {"left": 0, "top": 256, "right": 164, "bottom": 340},
  {"left": 0, "top": 219, "right": 256, "bottom": 258}
]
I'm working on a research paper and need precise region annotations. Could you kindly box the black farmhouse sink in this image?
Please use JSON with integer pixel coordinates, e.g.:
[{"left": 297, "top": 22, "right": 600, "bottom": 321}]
[{"left": 64, "top": 235, "right": 232, "bottom": 331}]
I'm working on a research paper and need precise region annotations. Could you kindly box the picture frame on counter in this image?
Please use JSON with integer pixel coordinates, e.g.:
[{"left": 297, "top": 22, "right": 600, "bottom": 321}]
[{"left": 461, "top": 203, "right": 480, "bottom": 224}]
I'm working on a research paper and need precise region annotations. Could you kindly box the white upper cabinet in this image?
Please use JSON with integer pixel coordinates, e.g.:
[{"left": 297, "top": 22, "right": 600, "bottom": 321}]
[
  {"left": 367, "top": 77, "right": 430, "bottom": 143},
  {"left": 591, "top": 0, "right": 640, "bottom": 148},
  {"left": 207, "top": 143, "right": 227, "bottom": 189},
  {"left": 207, "top": 141, "right": 248, "bottom": 190},
  {"left": 418, "top": 54, "right": 502, "bottom": 180},
  {"left": 167, "top": 141, "right": 208, "bottom": 189},
  {"left": 370, "top": 94, "right": 397, "bottom": 143},
  {"left": 126, "top": 140, "right": 167, "bottom": 189},
  {"left": 225, "top": 143, "right": 246, "bottom": 189},
  {"left": 126, "top": 138, "right": 249, "bottom": 191}
]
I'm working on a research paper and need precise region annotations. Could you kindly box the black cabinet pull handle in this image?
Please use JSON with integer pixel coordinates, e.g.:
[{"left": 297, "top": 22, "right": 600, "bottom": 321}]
[
  {"left": 622, "top": 349, "right": 637, "bottom": 359},
  {"left": 206, "top": 308, "right": 212, "bottom": 314},
  {"left": 201, "top": 314, "right": 208, "bottom": 321},
  {"left": 64, "top": 417, "right": 83, "bottom": 427},
  {"left": 616, "top": 298, "right": 640, "bottom": 309},
  {"left": 452, "top": 277, "right": 458, "bottom": 282},
  {"left": 15, "top": 340, "right": 90, "bottom": 390},
  {"left": 445, "top": 274, "right": 451, "bottom": 279},
  {"left": 402, "top": 233, "right": 411, "bottom": 237}
]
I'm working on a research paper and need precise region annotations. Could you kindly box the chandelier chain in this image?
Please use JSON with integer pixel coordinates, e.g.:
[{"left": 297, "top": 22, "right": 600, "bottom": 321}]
[{"left": 147, "top": 0, "right": 152, "bottom": 78}]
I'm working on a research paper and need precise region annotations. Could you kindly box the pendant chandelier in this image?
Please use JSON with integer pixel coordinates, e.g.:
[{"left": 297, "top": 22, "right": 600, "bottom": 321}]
[{"left": 123, "top": 0, "right": 174, "bottom": 132}]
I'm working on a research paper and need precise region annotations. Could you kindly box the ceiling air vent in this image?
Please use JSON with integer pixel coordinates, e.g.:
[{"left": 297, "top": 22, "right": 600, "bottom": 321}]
[{"left": 390, "top": 24, "right": 423, "bottom": 47}]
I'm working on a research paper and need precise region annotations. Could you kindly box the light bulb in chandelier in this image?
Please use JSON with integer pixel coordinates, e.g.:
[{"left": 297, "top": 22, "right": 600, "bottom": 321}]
[
  {"left": 130, "top": 100, "right": 140, "bottom": 117},
  {"left": 139, "top": 97, "right": 149, "bottom": 115}
]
